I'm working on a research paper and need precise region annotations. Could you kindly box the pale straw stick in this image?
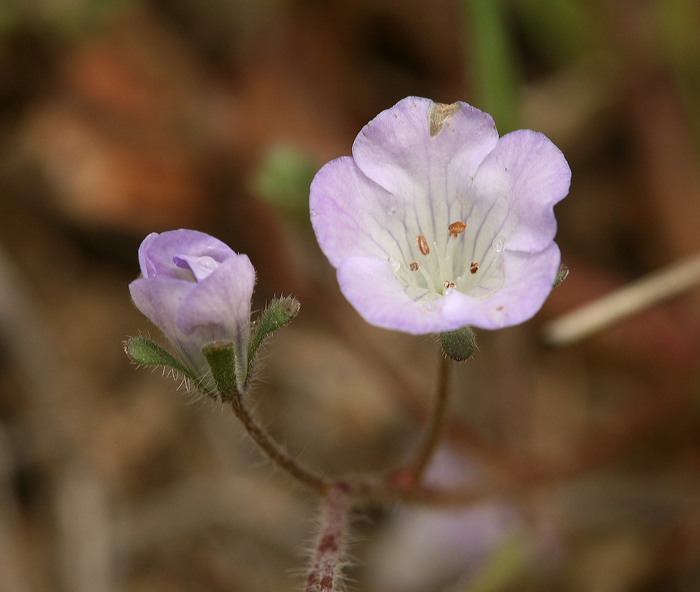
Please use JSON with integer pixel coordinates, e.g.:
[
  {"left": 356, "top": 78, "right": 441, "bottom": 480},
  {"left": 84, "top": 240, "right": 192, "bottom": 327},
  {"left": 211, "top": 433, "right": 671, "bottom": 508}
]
[{"left": 542, "top": 252, "right": 700, "bottom": 346}]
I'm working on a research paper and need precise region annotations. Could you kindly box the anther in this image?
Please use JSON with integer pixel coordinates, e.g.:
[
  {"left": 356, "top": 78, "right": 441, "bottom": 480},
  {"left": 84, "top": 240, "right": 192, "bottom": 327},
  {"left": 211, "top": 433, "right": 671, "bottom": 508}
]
[
  {"left": 470, "top": 261, "right": 479, "bottom": 274},
  {"left": 433, "top": 241, "right": 447, "bottom": 281},
  {"left": 416, "top": 235, "right": 430, "bottom": 255},
  {"left": 410, "top": 262, "right": 419, "bottom": 271},
  {"left": 443, "top": 281, "right": 455, "bottom": 290},
  {"left": 448, "top": 221, "right": 466, "bottom": 238}
]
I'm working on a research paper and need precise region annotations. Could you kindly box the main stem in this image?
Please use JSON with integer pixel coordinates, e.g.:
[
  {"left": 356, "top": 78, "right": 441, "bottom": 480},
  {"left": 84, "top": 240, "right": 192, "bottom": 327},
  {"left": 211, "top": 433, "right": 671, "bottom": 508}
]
[
  {"left": 305, "top": 485, "right": 350, "bottom": 592},
  {"left": 407, "top": 354, "right": 452, "bottom": 484},
  {"left": 230, "top": 396, "right": 329, "bottom": 495}
]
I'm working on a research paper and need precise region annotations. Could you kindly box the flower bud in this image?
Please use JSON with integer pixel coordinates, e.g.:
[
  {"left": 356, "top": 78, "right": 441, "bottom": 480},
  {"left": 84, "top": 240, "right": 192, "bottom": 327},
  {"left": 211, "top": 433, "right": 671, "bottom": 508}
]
[
  {"left": 129, "top": 230, "right": 255, "bottom": 389},
  {"left": 439, "top": 326, "right": 476, "bottom": 362}
]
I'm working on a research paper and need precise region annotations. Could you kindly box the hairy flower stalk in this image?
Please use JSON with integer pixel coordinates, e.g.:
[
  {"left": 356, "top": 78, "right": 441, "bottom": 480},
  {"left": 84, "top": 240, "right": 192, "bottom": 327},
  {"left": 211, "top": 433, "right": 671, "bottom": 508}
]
[
  {"left": 230, "top": 395, "right": 329, "bottom": 495},
  {"left": 408, "top": 354, "right": 453, "bottom": 483},
  {"left": 310, "top": 97, "right": 571, "bottom": 333},
  {"left": 305, "top": 486, "right": 351, "bottom": 592}
]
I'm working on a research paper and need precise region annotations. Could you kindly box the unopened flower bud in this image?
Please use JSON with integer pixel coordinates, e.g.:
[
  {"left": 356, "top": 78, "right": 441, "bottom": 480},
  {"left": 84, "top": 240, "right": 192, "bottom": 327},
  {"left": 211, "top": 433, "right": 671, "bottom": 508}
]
[
  {"left": 439, "top": 326, "right": 476, "bottom": 362},
  {"left": 128, "top": 229, "right": 256, "bottom": 392}
]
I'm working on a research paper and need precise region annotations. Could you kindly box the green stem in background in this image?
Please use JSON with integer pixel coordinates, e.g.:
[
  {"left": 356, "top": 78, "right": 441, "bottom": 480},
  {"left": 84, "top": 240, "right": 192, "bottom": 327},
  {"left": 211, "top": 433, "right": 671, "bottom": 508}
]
[
  {"left": 407, "top": 354, "right": 453, "bottom": 484},
  {"left": 230, "top": 395, "right": 329, "bottom": 496},
  {"left": 461, "top": 0, "right": 520, "bottom": 133}
]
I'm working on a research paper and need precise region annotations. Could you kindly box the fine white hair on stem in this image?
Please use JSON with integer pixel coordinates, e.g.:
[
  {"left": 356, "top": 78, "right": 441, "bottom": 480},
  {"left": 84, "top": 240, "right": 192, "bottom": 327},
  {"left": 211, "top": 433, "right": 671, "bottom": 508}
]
[{"left": 304, "top": 486, "right": 351, "bottom": 592}]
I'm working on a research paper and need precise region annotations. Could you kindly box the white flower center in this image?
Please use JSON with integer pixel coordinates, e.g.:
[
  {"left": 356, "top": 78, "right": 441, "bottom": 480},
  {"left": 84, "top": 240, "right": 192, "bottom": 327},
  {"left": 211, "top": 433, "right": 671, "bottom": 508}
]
[{"left": 387, "top": 221, "right": 506, "bottom": 302}]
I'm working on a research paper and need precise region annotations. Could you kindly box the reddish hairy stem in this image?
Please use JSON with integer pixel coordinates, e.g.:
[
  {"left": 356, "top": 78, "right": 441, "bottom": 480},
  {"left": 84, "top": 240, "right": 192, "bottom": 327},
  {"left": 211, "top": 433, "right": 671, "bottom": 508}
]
[{"left": 305, "top": 486, "right": 350, "bottom": 592}]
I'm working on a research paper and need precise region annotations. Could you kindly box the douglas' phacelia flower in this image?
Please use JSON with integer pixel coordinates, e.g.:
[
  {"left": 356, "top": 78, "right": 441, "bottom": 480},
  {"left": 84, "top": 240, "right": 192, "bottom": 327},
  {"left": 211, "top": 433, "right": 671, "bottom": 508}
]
[
  {"left": 129, "top": 229, "right": 255, "bottom": 377},
  {"left": 310, "top": 97, "right": 571, "bottom": 334}
]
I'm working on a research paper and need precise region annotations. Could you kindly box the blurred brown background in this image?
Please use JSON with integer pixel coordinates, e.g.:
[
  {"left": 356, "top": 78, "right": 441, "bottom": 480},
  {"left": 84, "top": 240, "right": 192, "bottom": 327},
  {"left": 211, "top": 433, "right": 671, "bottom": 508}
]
[{"left": 1, "top": 0, "right": 700, "bottom": 590}]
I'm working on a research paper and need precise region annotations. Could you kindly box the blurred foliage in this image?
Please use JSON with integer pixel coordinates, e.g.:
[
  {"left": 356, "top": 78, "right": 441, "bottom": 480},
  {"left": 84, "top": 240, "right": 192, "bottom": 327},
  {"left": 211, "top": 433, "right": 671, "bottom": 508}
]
[
  {"left": 516, "top": 0, "right": 596, "bottom": 68},
  {"left": 659, "top": 0, "right": 700, "bottom": 155},
  {"left": 461, "top": 0, "right": 520, "bottom": 133},
  {"left": 251, "top": 143, "right": 319, "bottom": 226},
  {"left": 462, "top": 536, "right": 527, "bottom": 592},
  {"left": 0, "top": 0, "right": 135, "bottom": 37},
  {"left": 461, "top": 0, "right": 700, "bottom": 158}
]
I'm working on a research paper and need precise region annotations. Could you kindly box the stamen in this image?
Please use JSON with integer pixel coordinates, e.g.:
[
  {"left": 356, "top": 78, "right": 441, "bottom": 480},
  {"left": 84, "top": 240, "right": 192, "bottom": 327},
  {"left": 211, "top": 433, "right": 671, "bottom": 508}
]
[
  {"left": 444, "top": 223, "right": 464, "bottom": 275},
  {"left": 433, "top": 241, "right": 447, "bottom": 283},
  {"left": 470, "top": 261, "right": 479, "bottom": 274},
  {"left": 407, "top": 227, "right": 471, "bottom": 296},
  {"left": 448, "top": 221, "right": 466, "bottom": 238},
  {"left": 419, "top": 265, "right": 439, "bottom": 293},
  {"left": 416, "top": 235, "right": 430, "bottom": 256}
]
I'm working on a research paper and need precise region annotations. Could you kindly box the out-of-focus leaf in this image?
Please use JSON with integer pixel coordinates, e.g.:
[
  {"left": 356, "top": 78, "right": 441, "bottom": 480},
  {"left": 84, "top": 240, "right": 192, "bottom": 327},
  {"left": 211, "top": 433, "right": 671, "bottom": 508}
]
[
  {"left": 464, "top": 536, "right": 527, "bottom": 592},
  {"left": 517, "top": 0, "right": 596, "bottom": 68},
  {"left": 251, "top": 143, "right": 319, "bottom": 225},
  {"left": 659, "top": 0, "right": 700, "bottom": 155},
  {"left": 461, "top": 0, "right": 520, "bottom": 133},
  {"left": 0, "top": 0, "right": 135, "bottom": 38}
]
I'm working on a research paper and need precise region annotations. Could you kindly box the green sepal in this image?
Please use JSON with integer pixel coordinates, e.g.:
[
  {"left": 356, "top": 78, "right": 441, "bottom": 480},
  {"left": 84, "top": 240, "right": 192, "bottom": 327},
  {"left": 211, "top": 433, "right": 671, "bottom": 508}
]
[
  {"left": 202, "top": 342, "right": 237, "bottom": 400},
  {"left": 124, "top": 336, "right": 196, "bottom": 381},
  {"left": 248, "top": 297, "right": 301, "bottom": 369},
  {"left": 553, "top": 263, "right": 570, "bottom": 288},
  {"left": 439, "top": 326, "right": 477, "bottom": 362}
]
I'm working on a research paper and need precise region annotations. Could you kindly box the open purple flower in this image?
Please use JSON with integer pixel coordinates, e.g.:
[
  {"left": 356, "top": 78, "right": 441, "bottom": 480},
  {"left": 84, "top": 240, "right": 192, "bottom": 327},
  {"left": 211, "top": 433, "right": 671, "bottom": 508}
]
[
  {"left": 129, "top": 229, "right": 255, "bottom": 377},
  {"left": 310, "top": 97, "right": 571, "bottom": 334}
]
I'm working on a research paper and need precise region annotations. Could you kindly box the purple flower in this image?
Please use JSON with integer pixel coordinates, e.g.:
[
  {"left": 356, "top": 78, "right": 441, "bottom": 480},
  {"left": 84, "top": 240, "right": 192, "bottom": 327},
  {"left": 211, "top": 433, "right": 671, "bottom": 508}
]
[
  {"left": 310, "top": 97, "right": 571, "bottom": 334},
  {"left": 129, "top": 230, "right": 255, "bottom": 378}
]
